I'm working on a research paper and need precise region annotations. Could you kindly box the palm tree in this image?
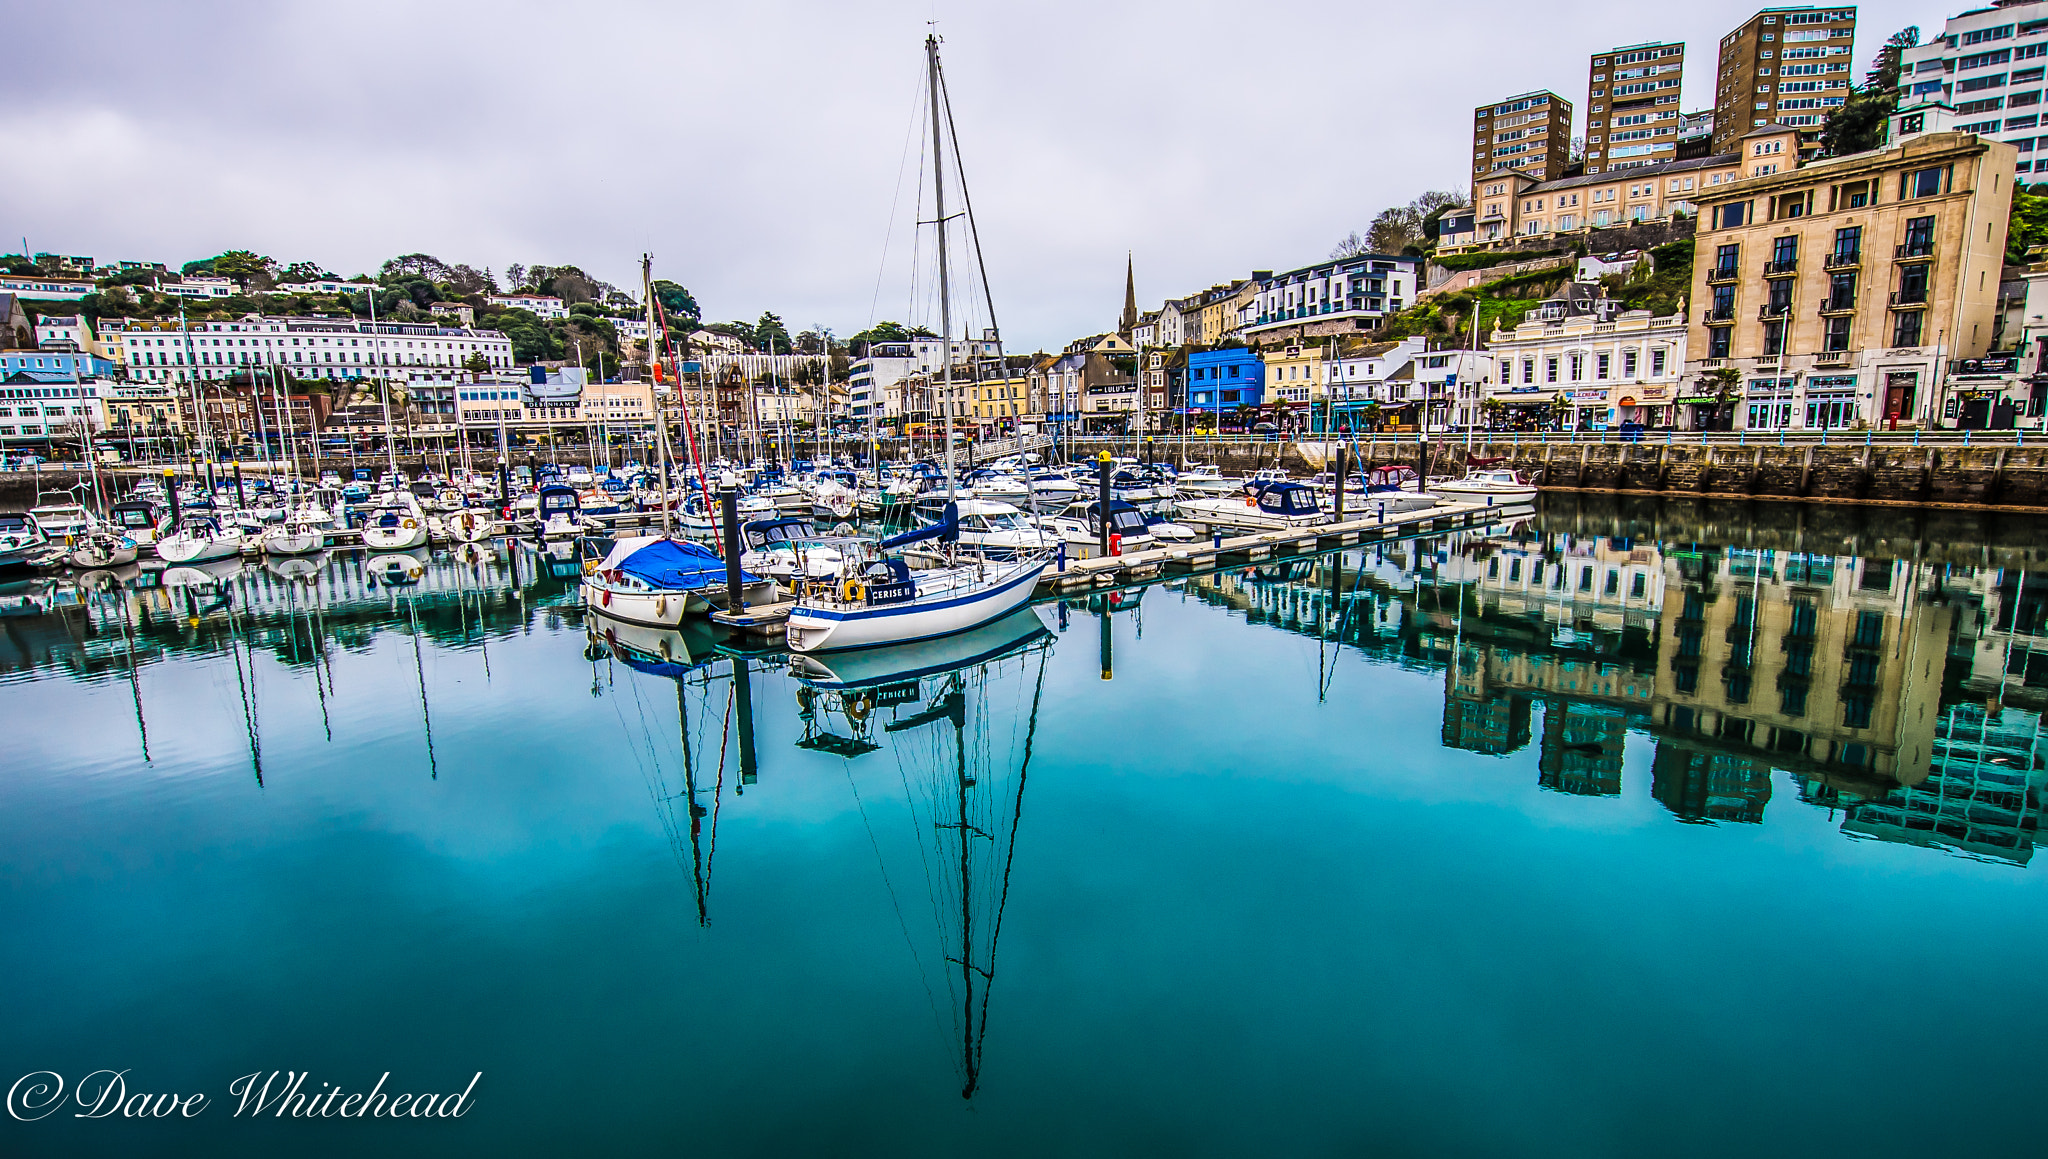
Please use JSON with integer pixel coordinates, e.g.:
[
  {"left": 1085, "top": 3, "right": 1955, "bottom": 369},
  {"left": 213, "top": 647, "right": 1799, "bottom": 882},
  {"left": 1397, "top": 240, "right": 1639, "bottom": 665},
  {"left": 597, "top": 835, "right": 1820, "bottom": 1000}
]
[
  {"left": 1702, "top": 367, "right": 1741, "bottom": 431},
  {"left": 1479, "top": 397, "right": 1505, "bottom": 431}
]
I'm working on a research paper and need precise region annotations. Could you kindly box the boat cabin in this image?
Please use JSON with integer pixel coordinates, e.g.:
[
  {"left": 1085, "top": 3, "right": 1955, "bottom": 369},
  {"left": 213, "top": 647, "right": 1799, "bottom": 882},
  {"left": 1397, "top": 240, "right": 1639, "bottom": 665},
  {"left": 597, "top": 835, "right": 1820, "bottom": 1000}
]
[{"left": 1250, "top": 481, "right": 1321, "bottom": 517}]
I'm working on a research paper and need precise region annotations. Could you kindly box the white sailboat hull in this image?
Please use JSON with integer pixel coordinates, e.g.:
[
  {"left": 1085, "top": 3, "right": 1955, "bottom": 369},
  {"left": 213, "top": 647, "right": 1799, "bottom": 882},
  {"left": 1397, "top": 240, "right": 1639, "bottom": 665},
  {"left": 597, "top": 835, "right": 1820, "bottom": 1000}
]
[
  {"left": 786, "top": 556, "right": 1047, "bottom": 653},
  {"left": 156, "top": 531, "right": 244, "bottom": 563},
  {"left": 262, "top": 526, "right": 326, "bottom": 555}
]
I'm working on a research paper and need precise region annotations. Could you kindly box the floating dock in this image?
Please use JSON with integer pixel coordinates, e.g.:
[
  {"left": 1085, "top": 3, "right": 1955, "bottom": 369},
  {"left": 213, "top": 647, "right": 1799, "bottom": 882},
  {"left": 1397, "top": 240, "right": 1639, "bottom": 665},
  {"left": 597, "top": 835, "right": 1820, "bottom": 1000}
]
[{"left": 1033, "top": 499, "right": 1526, "bottom": 597}]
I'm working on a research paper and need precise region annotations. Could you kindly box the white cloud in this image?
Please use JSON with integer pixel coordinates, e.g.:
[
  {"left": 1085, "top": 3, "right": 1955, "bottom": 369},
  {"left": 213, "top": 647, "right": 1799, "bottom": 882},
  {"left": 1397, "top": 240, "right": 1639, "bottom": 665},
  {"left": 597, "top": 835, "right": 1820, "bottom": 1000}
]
[{"left": 0, "top": 0, "right": 1928, "bottom": 349}]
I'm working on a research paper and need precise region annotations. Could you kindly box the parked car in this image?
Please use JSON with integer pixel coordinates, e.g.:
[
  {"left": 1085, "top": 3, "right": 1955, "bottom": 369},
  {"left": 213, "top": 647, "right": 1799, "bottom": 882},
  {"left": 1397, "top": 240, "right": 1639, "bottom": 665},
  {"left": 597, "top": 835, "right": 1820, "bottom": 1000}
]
[{"left": 1618, "top": 421, "right": 1646, "bottom": 442}]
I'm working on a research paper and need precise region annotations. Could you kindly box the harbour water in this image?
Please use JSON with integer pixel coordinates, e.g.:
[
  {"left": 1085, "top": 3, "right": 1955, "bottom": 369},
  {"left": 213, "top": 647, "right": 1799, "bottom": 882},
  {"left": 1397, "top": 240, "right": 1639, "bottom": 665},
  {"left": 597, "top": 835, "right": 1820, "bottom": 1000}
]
[{"left": 3, "top": 498, "right": 2046, "bottom": 1156}]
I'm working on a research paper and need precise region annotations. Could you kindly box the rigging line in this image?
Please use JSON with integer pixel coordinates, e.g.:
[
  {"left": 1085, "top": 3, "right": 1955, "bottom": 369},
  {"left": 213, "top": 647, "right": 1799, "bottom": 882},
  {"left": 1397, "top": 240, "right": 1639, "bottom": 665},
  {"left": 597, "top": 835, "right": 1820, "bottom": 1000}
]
[
  {"left": 227, "top": 609, "right": 262, "bottom": 787},
  {"left": 868, "top": 67, "right": 931, "bottom": 329},
  {"left": 936, "top": 55, "right": 1004, "bottom": 352},
  {"left": 405, "top": 590, "right": 439, "bottom": 780},
  {"left": 705, "top": 679, "right": 735, "bottom": 890},
  {"left": 965, "top": 640, "right": 1051, "bottom": 1096},
  {"left": 113, "top": 587, "right": 150, "bottom": 764},
  {"left": 842, "top": 757, "right": 949, "bottom": 1048}
]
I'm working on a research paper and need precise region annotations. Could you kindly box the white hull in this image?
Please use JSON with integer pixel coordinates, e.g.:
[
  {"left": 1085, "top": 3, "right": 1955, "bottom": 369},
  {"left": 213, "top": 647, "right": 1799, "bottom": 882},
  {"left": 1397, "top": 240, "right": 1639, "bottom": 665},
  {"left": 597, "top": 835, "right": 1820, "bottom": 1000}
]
[
  {"left": 581, "top": 576, "right": 778, "bottom": 626},
  {"left": 786, "top": 556, "right": 1047, "bottom": 653},
  {"left": 262, "top": 526, "right": 326, "bottom": 555},
  {"left": 447, "top": 509, "right": 498, "bottom": 543},
  {"left": 156, "top": 531, "right": 245, "bottom": 563},
  {"left": 362, "top": 523, "right": 429, "bottom": 550},
  {"left": 69, "top": 536, "right": 139, "bottom": 568}
]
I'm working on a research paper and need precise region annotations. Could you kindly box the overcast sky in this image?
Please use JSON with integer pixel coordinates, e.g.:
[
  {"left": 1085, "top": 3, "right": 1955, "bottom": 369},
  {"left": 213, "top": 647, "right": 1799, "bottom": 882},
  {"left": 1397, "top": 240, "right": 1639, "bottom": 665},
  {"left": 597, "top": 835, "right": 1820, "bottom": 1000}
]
[{"left": 0, "top": 0, "right": 1933, "bottom": 350}]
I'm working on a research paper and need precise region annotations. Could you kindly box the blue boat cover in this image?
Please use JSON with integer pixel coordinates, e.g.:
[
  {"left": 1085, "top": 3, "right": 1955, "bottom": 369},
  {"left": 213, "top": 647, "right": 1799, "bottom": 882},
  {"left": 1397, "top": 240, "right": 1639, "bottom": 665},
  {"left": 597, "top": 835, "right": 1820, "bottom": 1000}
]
[{"left": 617, "top": 539, "right": 761, "bottom": 591}]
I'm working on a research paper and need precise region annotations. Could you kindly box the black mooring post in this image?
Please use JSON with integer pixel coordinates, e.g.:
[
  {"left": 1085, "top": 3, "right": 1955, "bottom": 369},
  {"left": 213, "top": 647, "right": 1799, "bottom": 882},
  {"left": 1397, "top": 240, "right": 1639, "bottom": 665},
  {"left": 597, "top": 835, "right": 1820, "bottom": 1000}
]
[
  {"left": 720, "top": 482, "right": 745, "bottom": 613},
  {"left": 232, "top": 460, "right": 246, "bottom": 509}
]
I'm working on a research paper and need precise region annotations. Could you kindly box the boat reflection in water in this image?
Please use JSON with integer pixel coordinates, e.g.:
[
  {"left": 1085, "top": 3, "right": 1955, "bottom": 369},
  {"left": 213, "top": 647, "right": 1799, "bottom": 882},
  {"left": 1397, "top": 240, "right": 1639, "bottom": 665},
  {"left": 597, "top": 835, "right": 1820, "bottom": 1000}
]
[{"left": 791, "top": 607, "right": 1054, "bottom": 1099}]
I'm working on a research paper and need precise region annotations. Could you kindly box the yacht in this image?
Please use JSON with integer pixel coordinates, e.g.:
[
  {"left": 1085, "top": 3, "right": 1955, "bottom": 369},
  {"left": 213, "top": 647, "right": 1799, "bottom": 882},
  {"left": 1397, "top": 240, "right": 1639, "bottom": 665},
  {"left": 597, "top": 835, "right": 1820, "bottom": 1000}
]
[
  {"left": 29, "top": 500, "right": 93, "bottom": 542},
  {"left": 582, "top": 535, "right": 776, "bottom": 627},
  {"left": 105, "top": 499, "right": 165, "bottom": 545},
  {"left": 783, "top": 527, "right": 1049, "bottom": 654},
  {"left": 0, "top": 511, "right": 51, "bottom": 569},
  {"left": 155, "top": 513, "right": 247, "bottom": 563},
  {"left": 261, "top": 511, "right": 328, "bottom": 555},
  {"left": 1032, "top": 499, "right": 1156, "bottom": 558},
  {"left": 360, "top": 492, "right": 431, "bottom": 551},
  {"left": 939, "top": 499, "right": 1059, "bottom": 559},
  {"left": 1429, "top": 468, "right": 1539, "bottom": 506},
  {"left": 740, "top": 517, "right": 846, "bottom": 590},
  {"left": 534, "top": 484, "right": 586, "bottom": 541},
  {"left": 1175, "top": 480, "right": 1329, "bottom": 534}
]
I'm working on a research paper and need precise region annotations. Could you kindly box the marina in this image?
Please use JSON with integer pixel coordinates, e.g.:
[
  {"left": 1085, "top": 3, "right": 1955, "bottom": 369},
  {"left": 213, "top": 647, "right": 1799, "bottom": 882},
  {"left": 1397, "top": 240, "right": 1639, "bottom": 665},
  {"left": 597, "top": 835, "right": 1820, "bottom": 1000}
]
[{"left": 2, "top": 494, "right": 2045, "bottom": 1155}]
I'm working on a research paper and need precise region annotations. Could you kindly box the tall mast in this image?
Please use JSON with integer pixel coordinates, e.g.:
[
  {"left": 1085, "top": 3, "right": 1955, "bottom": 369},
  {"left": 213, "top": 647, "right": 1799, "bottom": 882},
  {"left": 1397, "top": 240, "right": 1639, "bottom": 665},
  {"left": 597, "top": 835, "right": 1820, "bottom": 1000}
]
[{"left": 927, "top": 33, "right": 957, "bottom": 501}]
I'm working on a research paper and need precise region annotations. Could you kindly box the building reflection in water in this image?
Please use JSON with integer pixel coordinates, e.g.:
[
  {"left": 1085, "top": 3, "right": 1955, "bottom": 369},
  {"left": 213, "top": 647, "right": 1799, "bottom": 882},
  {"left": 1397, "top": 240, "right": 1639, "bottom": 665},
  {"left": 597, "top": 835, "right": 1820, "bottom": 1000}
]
[{"left": 1196, "top": 509, "right": 2047, "bottom": 866}]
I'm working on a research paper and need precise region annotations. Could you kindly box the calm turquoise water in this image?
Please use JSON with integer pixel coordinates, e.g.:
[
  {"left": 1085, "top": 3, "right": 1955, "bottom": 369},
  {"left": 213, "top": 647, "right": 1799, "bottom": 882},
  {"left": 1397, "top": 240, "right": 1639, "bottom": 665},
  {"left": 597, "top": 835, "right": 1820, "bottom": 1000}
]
[{"left": 3, "top": 502, "right": 2045, "bottom": 1157}]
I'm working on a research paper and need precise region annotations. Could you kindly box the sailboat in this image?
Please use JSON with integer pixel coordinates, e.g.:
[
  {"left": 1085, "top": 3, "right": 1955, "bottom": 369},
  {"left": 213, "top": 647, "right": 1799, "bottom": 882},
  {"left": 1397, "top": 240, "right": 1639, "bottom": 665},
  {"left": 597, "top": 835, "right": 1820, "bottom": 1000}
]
[{"left": 784, "top": 34, "right": 1050, "bottom": 653}]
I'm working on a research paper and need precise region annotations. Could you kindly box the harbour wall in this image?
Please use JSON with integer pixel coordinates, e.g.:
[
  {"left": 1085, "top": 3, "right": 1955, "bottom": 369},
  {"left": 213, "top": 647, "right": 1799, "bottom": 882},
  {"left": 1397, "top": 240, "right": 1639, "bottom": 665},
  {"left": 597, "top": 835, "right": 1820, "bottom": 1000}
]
[{"left": 1061, "top": 438, "right": 2048, "bottom": 510}]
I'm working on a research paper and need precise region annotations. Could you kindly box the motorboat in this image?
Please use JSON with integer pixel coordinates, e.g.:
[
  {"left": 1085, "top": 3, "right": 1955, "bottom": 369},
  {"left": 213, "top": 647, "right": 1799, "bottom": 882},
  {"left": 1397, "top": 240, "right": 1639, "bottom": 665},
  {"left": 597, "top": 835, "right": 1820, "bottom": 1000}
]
[
  {"left": 360, "top": 492, "right": 431, "bottom": 551},
  {"left": 941, "top": 498, "right": 1059, "bottom": 559},
  {"left": 1429, "top": 467, "right": 1539, "bottom": 506},
  {"left": 1032, "top": 499, "right": 1155, "bottom": 559},
  {"left": 581, "top": 535, "right": 776, "bottom": 627},
  {"left": 1309, "top": 465, "right": 1443, "bottom": 516},
  {"left": 740, "top": 517, "right": 846, "bottom": 589},
  {"left": 29, "top": 501, "right": 93, "bottom": 542},
  {"left": 535, "top": 484, "right": 587, "bottom": 541},
  {"left": 155, "top": 513, "right": 247, "bottom": 563},
  {"left": 1175, "top": 480, "right": 1329, "bottom": 534},
  {"left": 783, "top": 515, "right": 1050, "bottom": 653},
  {"left": 0, "top": 511, "right": 51, "bottom": 569},
  {"left": 105, "top": 499, "right": 165, "bottom": 545}
]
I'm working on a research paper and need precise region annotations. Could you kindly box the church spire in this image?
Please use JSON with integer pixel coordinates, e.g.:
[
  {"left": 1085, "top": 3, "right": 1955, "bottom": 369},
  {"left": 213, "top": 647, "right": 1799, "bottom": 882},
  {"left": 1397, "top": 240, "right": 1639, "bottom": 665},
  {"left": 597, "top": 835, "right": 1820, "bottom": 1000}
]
[{"left": 1119, "top": 251, "right": 1138, "bottom": 339}]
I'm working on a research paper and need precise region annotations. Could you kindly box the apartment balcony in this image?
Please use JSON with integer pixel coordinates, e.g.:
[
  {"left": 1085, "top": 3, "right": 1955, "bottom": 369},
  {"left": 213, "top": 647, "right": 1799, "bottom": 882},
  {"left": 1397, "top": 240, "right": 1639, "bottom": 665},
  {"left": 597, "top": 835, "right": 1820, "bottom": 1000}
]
[
  {"left": 1818, "top": 298, "right": 1856, "bottom": 316},
  {"left": 1823, "top": 251, "right": 1861, "bottom": 270},
  {"left": 1813, "top": 350, "right": 1853, "bottom": 366},
  {"left": 1894, "top": 241, "right": 1935, "bottom": 262},
  {"left": 1702, "top": 306, "right": 1737, "bottom": 323},
  {"left": 1706, "top": 265, "right": 1740, "bottom": 284},
  {"left": 1762, "top": 259, "right": 1799, "bottom": 277},
  {"left": 1888, "top": 292, "right": 1929, "bottom": 309},
  {"left": 1758, "top": 304, "right": 1792, "bottom": 321}
]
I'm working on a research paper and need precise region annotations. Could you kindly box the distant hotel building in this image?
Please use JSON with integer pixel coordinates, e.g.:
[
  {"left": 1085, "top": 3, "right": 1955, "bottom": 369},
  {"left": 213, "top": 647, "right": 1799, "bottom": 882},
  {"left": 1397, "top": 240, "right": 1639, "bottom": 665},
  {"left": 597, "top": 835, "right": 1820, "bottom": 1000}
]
[
  {"left": 1713, "top": 6, "right": 1858, "bottom": 159},
  {"left": 1471, "top": 90, "right": 1573, "bottom": 187},
  {"left": 1900, "top": 0, "right": 2048, "bottom": 176},
  {"left": 1584, "top": 40, "right": 1686, "bottom": 174}
]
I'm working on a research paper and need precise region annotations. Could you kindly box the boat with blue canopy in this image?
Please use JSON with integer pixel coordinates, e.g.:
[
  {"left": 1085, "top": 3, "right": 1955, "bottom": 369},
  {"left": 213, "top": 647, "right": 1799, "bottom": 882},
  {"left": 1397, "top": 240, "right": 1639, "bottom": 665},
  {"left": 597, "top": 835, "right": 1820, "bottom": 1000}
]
[{"left": 582, "top": 535, "right": 777, "bottom": 627}]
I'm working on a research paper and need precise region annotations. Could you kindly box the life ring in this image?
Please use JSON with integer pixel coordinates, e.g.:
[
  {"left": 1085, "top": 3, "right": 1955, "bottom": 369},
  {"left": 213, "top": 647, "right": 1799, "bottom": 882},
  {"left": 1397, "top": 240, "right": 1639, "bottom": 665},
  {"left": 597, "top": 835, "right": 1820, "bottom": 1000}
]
[
  {"left": 1244, "top": 494, "right": 1256, "bottom": 507},
  {"left": 841, "top": 578, "right": 866, "bottom": 603},
  {"left": 402, "top": 518, "right": 418, "bottom": 529},
  {"left": 846, "top": 695, "right": 872, "bottom": 722}
]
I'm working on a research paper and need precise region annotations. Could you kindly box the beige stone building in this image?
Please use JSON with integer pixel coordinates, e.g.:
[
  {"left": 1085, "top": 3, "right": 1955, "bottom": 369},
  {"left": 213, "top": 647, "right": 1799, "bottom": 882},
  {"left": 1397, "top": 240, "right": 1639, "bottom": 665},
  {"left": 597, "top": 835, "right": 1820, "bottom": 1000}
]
[
  {"left": 1484, "top": 285, "right": 1690, "bottom": 429},
  {"left": 1686, "top": 122, "right": 2016, "bottom": 430},
  {"left": 1712, "top": 7, "right": 1859, "bottom": 158},
  {"left": 1586, "top": 40, "right": 1687, "bottom": 175},
  {"left": 1443, "top": 152, "right": 1742, "bottom": 251}
]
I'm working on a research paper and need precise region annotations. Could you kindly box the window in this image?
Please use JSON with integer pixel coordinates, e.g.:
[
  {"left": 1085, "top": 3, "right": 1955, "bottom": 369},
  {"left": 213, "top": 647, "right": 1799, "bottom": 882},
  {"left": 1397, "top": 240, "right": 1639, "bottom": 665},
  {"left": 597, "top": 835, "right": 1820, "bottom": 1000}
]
[
  {"left": 1651, "top": 349, "right": 1666, "bottom": 375},
  {"left": 1716, "top": 201, "right": 1749, "bottom": 228},
  {"left": 1708, "top": 327, "right": 1732, "bottom": 358},
  {"left": 1596, "top": 353, "right": 1610, "bottom": 379},
  {"left": 1623, "top": 350, "right": 1638, "bottom": 377},
  {"left": 1893, "top": 310, "right": 1925, "bottom": 346},
  {"left": 1824, "top": 315, "right": 1852, "bottom": 351},
  {"left": 1827, "top": 271, "right": 1856, "bottom": 309},
  {"left": 1546, "top": 357, "right": 1559, "bottom": 383},
  {"left": 1904, "top": 167, "right": 1947, "bottom": 198},
  {"left": 1764, "top": 321, "right": 1787, "bottom": 357},
  {"left": 1771, "top": 235, "right": 1798, "bottom": 267},
  {"left": 1714, "top": 242, "right": 1739, "bottom": 277}
]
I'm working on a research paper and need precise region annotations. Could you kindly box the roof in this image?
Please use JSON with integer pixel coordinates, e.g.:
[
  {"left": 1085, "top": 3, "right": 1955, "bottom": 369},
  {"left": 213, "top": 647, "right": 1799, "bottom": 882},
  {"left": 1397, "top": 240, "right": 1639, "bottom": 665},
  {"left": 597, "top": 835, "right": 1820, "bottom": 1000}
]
[{"left": 1740, "top": 122, "right": 1802, "bottom": 139}]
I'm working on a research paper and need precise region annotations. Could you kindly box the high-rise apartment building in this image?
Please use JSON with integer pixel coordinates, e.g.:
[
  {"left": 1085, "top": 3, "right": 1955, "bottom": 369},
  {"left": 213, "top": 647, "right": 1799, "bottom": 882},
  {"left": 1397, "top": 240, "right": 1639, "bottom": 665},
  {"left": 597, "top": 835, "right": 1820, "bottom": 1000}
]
[
  {"left": 1472, "top": 90, "right": 1574, "bottom": 186},
  {"left": 1713, "top": 7, "right": 1859, "bottom": 157},
  {"left": 1900, "top": 1, "right": 2048, "bottom": 177},
  {"left": 1586, "top": 41, "right": 1687, "bottom": 174}
]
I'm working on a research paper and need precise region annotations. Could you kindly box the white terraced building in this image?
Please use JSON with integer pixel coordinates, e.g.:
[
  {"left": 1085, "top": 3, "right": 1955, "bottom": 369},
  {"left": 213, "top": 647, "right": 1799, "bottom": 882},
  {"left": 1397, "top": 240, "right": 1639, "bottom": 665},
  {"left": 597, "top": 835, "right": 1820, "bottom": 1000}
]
[
  {"left": 1902, "top": 0, "right": 2048, "bottom": 177},
  {"left": 113, "top": 314, "right": 515, "bottom": 388}
]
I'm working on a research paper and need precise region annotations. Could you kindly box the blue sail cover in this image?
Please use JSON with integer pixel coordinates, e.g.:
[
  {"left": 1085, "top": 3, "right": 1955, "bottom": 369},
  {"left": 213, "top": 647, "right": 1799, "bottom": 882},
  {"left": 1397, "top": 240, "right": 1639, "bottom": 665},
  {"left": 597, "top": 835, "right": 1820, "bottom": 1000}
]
[
  {"left": 881, "top": 501, "right": 959, "bottom": 548},
  {"left": 617, "top": 539, "right": 761, "bottom": 591}
]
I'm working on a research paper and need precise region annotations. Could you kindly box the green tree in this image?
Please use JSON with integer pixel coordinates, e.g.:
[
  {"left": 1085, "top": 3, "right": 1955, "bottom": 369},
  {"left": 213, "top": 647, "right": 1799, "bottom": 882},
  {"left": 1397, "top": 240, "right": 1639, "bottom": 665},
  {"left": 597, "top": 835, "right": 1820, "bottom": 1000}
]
[
  {"left": 462, "top": 350, "right": 491, "bottom": 379},
  {"left": 200, "top": 250, "right": 278, "bottom": 289},
  {"left": 755, "top": 311, "right": 791, "bottom": 354},
  {"left": 2009, "top": 184, "right": 2048, "bottom": 263},
  {"left": 651, "top": 279, "right": 699, "bottom": 322},
  {"left": 1820, "top": 25, "right": 1919, "bottom": 158}
]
